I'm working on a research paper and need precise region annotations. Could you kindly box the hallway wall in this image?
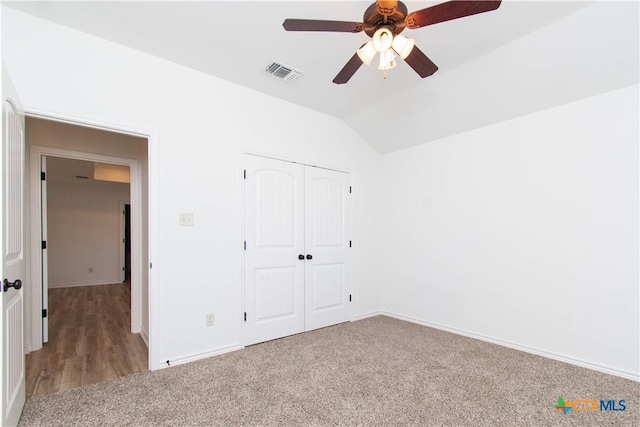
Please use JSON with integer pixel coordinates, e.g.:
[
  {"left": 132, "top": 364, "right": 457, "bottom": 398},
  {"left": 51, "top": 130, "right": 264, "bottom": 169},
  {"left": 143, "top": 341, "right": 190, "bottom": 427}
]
[{"left": 47, "top": 160, "right": 130, "bottom": 287}]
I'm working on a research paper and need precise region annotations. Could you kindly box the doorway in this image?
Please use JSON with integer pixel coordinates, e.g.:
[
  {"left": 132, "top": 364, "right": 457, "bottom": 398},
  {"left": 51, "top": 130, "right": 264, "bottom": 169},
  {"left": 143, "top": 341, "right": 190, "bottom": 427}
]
[{"left": 26, "top": 117, "right": 150, "bottom": 396}]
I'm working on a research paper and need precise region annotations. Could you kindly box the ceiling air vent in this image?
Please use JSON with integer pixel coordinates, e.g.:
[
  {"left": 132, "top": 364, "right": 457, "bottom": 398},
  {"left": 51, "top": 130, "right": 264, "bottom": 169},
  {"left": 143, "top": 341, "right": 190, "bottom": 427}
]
[{"left": 263, "top": 61, "right": 303, "bottom": 83}]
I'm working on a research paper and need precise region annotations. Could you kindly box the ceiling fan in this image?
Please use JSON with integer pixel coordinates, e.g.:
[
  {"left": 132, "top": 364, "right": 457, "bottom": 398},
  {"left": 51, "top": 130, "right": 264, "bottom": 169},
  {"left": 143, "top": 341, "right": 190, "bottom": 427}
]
[{"left": 282, "top": 0, "right": 502, "bottom": 84}]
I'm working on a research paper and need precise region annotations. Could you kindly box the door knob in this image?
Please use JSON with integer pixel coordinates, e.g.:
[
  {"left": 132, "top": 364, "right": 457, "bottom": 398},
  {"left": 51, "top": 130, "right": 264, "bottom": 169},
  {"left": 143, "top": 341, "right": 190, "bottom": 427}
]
[
  {"left": 298, "top": 254, "right": 304, "bottom": 260},
  {"left": 306, "top": 254, "right": 313, "bottom": 260},
  {"left": 3, "top": 279, "right": 22, "bottom": 292}
]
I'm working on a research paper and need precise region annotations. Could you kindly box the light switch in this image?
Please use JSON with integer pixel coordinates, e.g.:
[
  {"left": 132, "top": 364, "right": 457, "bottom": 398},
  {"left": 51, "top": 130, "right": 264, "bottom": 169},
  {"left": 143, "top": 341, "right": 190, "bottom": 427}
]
[{"left": 179, "top": 212, "right": 194, "bottom": 226}]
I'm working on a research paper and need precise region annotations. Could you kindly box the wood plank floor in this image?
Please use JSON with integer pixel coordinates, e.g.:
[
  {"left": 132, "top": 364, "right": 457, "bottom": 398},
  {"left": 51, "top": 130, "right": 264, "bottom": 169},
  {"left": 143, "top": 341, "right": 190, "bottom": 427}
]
[{"left": 26, "top": 283, "right": 148, "bottom": 398}]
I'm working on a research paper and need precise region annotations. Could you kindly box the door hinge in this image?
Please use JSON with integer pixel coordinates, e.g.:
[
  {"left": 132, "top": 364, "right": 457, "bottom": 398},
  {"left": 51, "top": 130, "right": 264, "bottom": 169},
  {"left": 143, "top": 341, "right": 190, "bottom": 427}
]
[
  {"left": 349, "top": 240, "right": 352, "bottom": 248},
  {"left": 243, "top": 169, "right": 246, "bottom": 180},
  {"left": 42, "top": 309, "right": 48, "bottom": 318},
  {"left": 150, "top": 262, "right": 153, "bottom": 269},
  {"left": 349, "top": 186, "right": 352, "bottom": 194},
  {"left": 41, "top": 240, "right": 47, "bottom": 250},
  {"left": 349, "top": 294, "right": 352, "bottom": 302},
  {"left": 41, "top": 172, "right": 46, "bottom": 181},
  {"left": 244, "top": 241, "right": 247, "bottom": 250},
  {"left": 244, "top": 312, "right": 247, "bottom": 322}
]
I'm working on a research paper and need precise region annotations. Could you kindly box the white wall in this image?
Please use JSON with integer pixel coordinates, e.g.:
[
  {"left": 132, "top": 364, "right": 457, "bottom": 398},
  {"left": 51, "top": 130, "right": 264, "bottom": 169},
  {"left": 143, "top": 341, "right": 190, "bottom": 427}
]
[
  {"left": 2, "top": 7, "right": 382, "bottom": 368},
  {"left": 377, "top": 85, "right": 639, "bottom": 379},
  {"left": 47, "top": 176, "right": 129, "bottom": 287},
  {"left": 26, "top": 117, "right": 146, "bottom": 159}
]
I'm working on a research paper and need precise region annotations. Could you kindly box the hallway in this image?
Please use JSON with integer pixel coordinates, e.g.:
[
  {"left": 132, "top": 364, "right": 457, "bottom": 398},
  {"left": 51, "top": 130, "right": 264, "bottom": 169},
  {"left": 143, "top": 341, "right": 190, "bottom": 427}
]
[{"left": 25, "top": 283, "right": 148, "bottom": 397}]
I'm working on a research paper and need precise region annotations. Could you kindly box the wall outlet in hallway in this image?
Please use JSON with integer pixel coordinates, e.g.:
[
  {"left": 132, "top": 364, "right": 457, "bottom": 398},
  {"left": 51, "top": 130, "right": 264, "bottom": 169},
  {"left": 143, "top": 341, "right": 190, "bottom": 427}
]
[
  {"left": 206, "top": 313, "right": 214, "bottom": 327},
  {"left": 179, "top": 212, "right": 194, "bottom": 226}
]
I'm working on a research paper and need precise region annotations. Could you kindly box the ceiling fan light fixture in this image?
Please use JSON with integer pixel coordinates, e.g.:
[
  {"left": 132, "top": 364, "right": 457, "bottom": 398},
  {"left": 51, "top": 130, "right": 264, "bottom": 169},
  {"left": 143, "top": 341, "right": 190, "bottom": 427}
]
[
  {"left": 282, "top": 0, "right": 502, "bottom": 84},
  {"left": 372, "top": 27, "right": 393, "bottom": 52},
  {"left": 378, "top": 49, "right": 397, "bottom": 71},
  {"left": 357, "top": 41, "right": 377, "bottom": 66},
  {"left": 391, "top": 34, "right": 415, "bottom": 59}
]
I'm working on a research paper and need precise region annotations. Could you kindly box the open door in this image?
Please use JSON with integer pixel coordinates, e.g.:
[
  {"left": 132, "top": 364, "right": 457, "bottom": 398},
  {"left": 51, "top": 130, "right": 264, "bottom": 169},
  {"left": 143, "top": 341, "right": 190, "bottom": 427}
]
[
  {"left": 40, "top": 156, "right": 48, "bottom": 343},
  {"left": 119, "top": 202, "right": 131, "bottom": 283},
  {"left": 1, "top": 66, "right": 27, "bottom": 426}
]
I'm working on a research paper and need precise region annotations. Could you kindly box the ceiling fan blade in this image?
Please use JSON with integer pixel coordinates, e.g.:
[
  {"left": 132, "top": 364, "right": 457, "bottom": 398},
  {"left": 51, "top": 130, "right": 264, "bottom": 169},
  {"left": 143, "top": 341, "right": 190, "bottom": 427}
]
[
  {"left": 404, "top": 45, "right": 439, "bottom": 78},
  {"left": 283, "top": 19, "right": 364, "bottom": 33},
  {"left": 333, "top": 51, "right": 364, "bottom": 84},
  {"left": 406, "top": 1, "right": 501, "bottom": 29}
]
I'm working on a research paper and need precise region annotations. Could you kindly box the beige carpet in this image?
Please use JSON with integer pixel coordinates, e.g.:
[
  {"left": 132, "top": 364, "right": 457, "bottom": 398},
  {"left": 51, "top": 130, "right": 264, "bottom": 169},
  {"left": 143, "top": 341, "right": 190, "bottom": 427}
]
[{"left": 18, "top": 316, "right": 638, "bottom": 426}]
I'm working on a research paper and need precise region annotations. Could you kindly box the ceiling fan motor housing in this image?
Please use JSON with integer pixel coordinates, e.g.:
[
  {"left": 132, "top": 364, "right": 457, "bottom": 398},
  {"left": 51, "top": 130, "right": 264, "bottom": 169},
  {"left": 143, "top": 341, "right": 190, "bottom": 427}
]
[
  {"left": 364, "top": 1, "right": 408, "bottom": 37},
  {"left": 377, "top": 0, "right": 399, "bottom": 16}
]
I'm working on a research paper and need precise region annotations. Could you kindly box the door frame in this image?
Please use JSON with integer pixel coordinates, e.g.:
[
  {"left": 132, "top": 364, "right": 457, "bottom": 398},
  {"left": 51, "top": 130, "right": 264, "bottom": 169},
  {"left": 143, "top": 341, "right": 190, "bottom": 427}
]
[
  {"left": 23, "top": 109, "right": 158, "bottom": 371},
  {"left": 29, "top": 147, "right": 141, "bottom": 339}
]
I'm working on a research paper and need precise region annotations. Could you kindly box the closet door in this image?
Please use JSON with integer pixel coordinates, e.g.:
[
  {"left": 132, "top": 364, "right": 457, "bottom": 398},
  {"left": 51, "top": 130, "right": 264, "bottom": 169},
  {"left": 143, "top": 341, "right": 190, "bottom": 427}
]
[
  {"left": 304, "top": 166, "right": 351, "bottom": 331},
  {"left": 244, "top": 155, "right": 305, "bottom": 346}
]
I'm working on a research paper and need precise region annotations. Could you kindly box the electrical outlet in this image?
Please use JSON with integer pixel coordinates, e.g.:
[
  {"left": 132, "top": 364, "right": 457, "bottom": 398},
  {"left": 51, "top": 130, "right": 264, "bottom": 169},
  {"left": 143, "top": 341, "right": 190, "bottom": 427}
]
[
  {"left": 206, "top": 313, "right": 214, "bottom": 327},
  {"left": 179, "top": 212, "right": 194, "bottom": 226}
]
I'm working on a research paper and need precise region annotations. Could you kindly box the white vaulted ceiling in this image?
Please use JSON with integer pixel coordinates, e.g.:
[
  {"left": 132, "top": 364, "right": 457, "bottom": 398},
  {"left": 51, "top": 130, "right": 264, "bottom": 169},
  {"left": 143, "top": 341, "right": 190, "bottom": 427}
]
[{"left": 4, "top": 1, "right": 638, "bottom": 153}]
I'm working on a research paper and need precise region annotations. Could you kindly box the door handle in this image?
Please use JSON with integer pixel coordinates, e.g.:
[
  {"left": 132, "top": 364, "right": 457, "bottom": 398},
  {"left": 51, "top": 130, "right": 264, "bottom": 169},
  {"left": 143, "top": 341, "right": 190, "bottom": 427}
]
[
  {"left": 3, "top": 279, "right": 22, "bottom": 292},
  {"left": 306, "top": 254, "right": 313, "bottom": 260},
  {"left": 298, "top": 254, "right": 304, "bottom": 260}
]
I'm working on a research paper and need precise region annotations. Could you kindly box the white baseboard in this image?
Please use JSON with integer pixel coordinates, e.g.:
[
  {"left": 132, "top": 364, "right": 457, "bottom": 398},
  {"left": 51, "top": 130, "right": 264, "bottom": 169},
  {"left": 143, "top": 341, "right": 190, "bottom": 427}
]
[
  {"left": 49, "top": 279, "right": 122, "bottom": 289},
  {"left": 139, "top": 328, "right": 149, "bottom": 348},
  {"left": 353, "top": 310, "right": 383, "bottom": 321},
  {"left": 383, "top": 311, "right": 639, "bottom": 382},
  {"left": 155, "top": 343, "right": 242, "bottom": 371}
]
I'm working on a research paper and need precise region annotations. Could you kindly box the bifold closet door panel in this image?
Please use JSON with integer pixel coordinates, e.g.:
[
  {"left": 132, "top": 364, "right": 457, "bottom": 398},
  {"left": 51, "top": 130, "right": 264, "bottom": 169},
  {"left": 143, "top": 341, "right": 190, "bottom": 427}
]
[
  {"left": 304, "top": 166, "right": 351, "bottom": 332},
  {"left": 244, "top": 155, "right": 305, "bottom": 346}
]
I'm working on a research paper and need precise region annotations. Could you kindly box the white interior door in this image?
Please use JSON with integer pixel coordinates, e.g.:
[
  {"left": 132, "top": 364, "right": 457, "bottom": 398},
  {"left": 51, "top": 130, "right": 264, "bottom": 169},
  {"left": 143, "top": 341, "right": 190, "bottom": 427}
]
[
  {"left": 244, "top": 155, "right": 305, "bottom": 346},
  {"left": 2, "top": 73, "right": 27, "bottom": 426},
  {"left": 120, "top": 201, "right": 126, "bottom": 283},
  {"left": 304, "top": 166, "right": 351, "bottom": 331},
  {"left": 41, "top": 156, "right": 48, "bottom": 343}
]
